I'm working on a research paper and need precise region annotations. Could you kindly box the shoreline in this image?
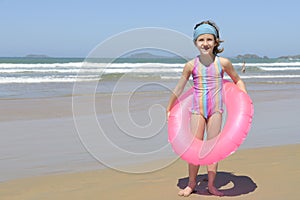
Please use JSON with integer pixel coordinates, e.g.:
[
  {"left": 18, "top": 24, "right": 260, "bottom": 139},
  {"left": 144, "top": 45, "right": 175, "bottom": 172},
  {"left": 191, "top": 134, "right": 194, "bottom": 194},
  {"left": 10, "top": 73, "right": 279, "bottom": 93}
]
[{"left": 0, "top": 143, "right": 299, "bottom": 200}]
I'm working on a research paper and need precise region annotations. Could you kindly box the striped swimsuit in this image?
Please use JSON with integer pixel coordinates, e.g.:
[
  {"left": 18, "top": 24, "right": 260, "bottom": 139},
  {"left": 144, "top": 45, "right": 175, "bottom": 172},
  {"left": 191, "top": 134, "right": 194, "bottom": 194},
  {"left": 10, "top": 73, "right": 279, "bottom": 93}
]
[{"left": 191, "top": 56, "right": 223, "bottom": 119}]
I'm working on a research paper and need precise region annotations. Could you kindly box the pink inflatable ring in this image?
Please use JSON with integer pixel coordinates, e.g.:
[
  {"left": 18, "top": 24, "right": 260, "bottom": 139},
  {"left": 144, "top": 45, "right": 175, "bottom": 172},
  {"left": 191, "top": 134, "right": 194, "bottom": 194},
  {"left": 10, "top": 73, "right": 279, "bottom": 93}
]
[{"left": 168, "top": 80, "right": 254, "bottom": 165}]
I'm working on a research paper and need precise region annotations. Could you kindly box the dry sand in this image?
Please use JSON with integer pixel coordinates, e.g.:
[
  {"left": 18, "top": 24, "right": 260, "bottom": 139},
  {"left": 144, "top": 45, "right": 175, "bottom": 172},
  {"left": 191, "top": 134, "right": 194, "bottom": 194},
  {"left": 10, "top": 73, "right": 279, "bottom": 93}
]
[{"left": 0, "top": 144, "right": 299, "bottom": 200}]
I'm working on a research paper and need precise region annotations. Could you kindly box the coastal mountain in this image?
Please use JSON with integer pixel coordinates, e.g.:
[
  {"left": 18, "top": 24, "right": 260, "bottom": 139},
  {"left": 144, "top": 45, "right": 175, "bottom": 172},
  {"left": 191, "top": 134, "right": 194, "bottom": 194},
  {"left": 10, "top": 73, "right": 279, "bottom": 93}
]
[
  {"left": 277, "top": 54, "right": 300, "bottom": 59},
  {"left": 22, "top": 53, "right": 300, "bottom": 60},
  {"left": 234, "top": 54, "right": 300, "bottom": 60},
  {"left": 235, "top": 54, "right": 269, "bottom": 59},
  {"left": 126, "top": 52, "right": 175, "bottom": 59},
  {"left": 25, "top": 54, "right": 50, "bottom": 58},
  {"left": 128, "top": 52, "right": 300, "bottom": 60}
]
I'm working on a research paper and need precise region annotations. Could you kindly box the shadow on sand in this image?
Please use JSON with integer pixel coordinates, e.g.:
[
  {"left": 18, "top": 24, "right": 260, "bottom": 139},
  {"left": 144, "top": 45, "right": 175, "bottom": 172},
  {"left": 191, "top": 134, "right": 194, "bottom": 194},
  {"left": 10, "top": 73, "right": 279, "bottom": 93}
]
[{"left": 177, "top": 171, "right": 257, "bottom": 196}]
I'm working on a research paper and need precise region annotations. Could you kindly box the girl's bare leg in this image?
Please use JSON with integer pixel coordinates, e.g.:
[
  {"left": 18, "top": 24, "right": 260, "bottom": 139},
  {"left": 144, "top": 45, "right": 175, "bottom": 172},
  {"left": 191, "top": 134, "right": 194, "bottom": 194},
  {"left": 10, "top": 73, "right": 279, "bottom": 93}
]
[
  {"left": 206, "top": 112, "right": 224, "bottom": 196},
  {"left": 178, "top": 164, "right": 199, "bottom": 197},
  {"left": 178, "top": 114, "right": 205, "bottom": 197}
]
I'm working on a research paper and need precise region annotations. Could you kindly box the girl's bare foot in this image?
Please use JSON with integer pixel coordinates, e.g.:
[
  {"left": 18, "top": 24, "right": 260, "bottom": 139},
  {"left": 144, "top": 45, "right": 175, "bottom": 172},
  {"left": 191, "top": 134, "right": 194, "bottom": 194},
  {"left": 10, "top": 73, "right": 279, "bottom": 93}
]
[
  {"left": 178, "top": 182, "right": 196, "bottom": 197},
  {"left": 208, "top": 185, "right": 224, "bottom": 196}
]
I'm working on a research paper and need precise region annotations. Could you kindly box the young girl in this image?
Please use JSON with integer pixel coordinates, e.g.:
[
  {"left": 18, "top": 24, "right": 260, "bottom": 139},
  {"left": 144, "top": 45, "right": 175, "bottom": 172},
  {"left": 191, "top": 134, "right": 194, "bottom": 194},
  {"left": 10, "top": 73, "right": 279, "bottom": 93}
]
[{"left": 166, "top": 20, "right": 247, "bottom": 197}]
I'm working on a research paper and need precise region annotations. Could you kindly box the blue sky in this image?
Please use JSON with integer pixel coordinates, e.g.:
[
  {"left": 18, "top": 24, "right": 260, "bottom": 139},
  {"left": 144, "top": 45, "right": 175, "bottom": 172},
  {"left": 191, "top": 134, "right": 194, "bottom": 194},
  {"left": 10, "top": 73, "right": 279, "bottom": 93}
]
[{"left": 1, "top": 0, "right": 299, "bottom": 58}]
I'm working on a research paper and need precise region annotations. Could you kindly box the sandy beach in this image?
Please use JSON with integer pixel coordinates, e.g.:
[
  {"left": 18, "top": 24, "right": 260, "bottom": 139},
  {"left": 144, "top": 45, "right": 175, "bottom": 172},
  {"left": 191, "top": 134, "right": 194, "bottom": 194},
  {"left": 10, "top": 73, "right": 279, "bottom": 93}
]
[
  {"left": 0, "top": 81, "right": 300, "bottom": 199},
  {"left": 0, "top": 144, "right": 299, "bottom": 200}
]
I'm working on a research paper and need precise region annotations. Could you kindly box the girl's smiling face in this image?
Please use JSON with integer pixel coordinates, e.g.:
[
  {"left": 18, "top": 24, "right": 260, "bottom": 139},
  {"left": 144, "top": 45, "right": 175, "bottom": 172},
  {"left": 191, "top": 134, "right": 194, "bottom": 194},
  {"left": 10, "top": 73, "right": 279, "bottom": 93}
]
[{"left": 194, "top": 34, "right": 216, "bottom": 55}]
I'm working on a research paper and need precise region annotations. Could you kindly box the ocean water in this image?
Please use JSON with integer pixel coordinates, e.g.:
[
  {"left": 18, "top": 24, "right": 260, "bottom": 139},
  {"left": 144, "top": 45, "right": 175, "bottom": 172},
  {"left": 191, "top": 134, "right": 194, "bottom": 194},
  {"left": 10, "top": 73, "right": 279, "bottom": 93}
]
[{"left": 1, "top": 57, "right": 300, "bottom": 98}]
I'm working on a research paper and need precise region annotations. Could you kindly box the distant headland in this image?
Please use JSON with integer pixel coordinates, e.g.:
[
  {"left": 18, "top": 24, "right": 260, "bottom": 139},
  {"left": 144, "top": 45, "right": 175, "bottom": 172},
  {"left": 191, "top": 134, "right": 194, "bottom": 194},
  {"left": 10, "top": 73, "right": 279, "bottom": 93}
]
[
  {"left": 235, "top": 53, "right": 300, "bottom": 60},
  {"left": 126, "top": 52, "right": 174, "bottom": 59},
  {"left": 127, "top": 52, "right": 300, "bottom": 60},
  {"left": 22, "top": 53, "right": 300, "bottom": 60},
  {"left": 25, "top": 54, "right": 50, "bottom": 58},
  {"left": 235, "top": 54, "right": 270, "bottom": 59}
]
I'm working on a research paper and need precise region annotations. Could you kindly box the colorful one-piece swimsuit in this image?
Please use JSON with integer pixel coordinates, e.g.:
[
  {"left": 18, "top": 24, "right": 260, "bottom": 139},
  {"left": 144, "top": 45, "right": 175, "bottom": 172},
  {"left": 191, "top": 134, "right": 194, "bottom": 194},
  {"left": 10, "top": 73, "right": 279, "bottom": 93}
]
[{"left": 191, "top": 56, "right": 224, "bottom": 119}]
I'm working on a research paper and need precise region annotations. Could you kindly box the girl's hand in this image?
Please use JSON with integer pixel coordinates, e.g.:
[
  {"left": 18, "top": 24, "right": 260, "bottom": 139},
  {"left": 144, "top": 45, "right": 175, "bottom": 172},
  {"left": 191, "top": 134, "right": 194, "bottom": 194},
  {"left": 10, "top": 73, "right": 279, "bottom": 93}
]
[{"left": 166, "top": 110, "right": 170, "bottom": 121}]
